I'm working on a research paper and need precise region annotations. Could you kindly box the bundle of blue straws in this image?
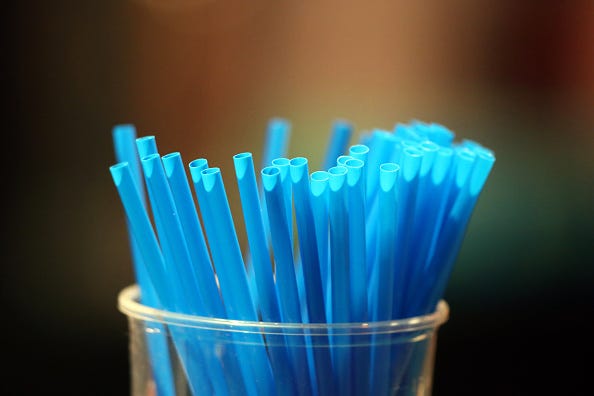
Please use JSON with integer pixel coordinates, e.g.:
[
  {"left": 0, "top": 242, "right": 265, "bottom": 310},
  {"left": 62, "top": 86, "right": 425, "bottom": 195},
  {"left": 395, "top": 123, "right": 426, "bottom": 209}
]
[{"left": 111, "top": 118, "right": 495, "bottom": 396}]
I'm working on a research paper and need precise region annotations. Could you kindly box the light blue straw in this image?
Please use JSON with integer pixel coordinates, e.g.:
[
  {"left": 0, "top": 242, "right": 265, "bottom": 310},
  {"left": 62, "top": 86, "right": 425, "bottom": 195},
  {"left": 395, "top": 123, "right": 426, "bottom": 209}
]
[
  {"left": 262, "top": 166, "right": 314, "bottom": 396},
  {"left": 322, "top": 119, "right": 353, "bottom": 170},
  {"left": 344, "top": 158, "right": 369, "bottom": 396},
  {"left": 142, "top": 154, "right": 235, "bottom": 396},
  {"left": 309, "top": 171, "right": 331, "bottom": 317},
  {"left": 291, "top": 158, "right": 337, "bottom": 396},
  {"left": 233, "top": 153, "right": 281, "bottom": 322},
  {"left": 232, "top": 153, "right": 301, "bottom": 396},
  {"left": 369, "top": 163, "right": 400, "bottom": 396},
  {"left": 162, "top": 152, "right": 224, "bottom": 317},
  {"left": 110, "top": 162, "right": 215, "bottom": 396},
  {"left": 191, "top": 166, "right": 276, "bottom": 396},
  {"left": 112, "top": 126, "right": 176, "bottom": 396},
  {"left": 327, "top": 165, "right": 352, "bottom": 396},
  {"left": 136, "top": 135, "right": 158, "bottom": 159}
]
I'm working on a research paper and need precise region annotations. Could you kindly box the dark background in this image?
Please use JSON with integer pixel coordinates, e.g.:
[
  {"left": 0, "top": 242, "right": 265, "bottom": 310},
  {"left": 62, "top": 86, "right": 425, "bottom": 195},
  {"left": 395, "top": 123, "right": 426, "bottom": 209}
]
[{"left": 4, "top": 1, "right": 593, "bottom": 395}]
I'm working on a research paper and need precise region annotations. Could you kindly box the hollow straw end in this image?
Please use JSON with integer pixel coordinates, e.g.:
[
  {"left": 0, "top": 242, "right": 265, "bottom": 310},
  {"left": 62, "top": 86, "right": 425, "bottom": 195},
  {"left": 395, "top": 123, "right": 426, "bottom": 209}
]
[
  {"left": 188, "top": 158, "right": 209, "bottom": 183},
  {"left": 327, "top": 166, "right": 347, "bottom": 191},
  {"left": 379, "top": 163, "right": 400, "bottom": 191},
  {"left": 233, "top": 152, "right": 253, "bottom": 180},
  {"left": 161, "top": 152, "right": 183, "bottom": 178},
  {"left": 289, "top": 157, "right": 309, "bottom": 183},
  {"left": 140, "top": 153, "right": 162, "bottom": 178},
  {"left": 310, "top": 171, "right": 329, "bottom": 197},
  {"left": 261, "top": 166, "right": 281, "bottom": 191},
  {"left": 110, "top": 162, "right": 130, "bottom": 186}
]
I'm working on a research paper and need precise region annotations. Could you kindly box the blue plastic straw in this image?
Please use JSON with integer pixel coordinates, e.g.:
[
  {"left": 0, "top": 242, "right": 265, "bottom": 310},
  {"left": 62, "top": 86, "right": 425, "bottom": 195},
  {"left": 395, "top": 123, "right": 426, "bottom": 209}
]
[
  {"left": 233, "top": 153, "right": 281, "bottom": 322},
  {"left": 309, "top": 171, "right": 331, "bottom": 313},
  {"left": 392, "top": 147, "right": 424, "bottom": 319},
  {"left": 322, "top": 119, "right": 353, "bottom": 170},
  {"left": 112, "top": 126, "right": 176, "bottom": 396},
  {"left": 161, "top": 152, "right": 223, "bottom": 316},
  {"left": 110, "top": 162, "right": 216, "bottom": 396},
  {"left": 422, "top": 149, "right": 495, "bottom": 313},
  {"left": 232, "top": 153, "right": 302, "bottom": 396},
  {"left": 327, "top": 165, "right": 352, "bottom": 396},
  {"left": 369, "top": 163, "right": 400, "bottom": 396},
  {"left": 136, "top": 135, "right": 159, "bottom": 159},
  {"left": 190, "top": 166, "right": 276, "bottom": 396},
  {"left": 403, "top": 147, "right": 454, "bottom": 316},
  {"left": 290, "top": 158, "right": 337, "bottom": 396},
  {"left": 262, "top": 118, "right": 292, "bottom": 169},
  {"left": 142, "top": 154, "right": 236, "bottom": 396},
  {"left": 253, "top": 118, "right": 291, "bottom": 309},
  {"left": 261, "top": 166, "right": 314, "bottom": 396},
  {"left": 344, "top": 158, "right": 367, "bottom": 322}
]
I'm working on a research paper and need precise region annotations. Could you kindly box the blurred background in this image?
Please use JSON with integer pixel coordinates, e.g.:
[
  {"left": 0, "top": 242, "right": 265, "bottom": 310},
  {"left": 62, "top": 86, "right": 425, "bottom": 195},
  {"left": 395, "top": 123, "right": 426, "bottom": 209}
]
[{"left": 4, "top": 0, "right": 593, "bottom": 395}]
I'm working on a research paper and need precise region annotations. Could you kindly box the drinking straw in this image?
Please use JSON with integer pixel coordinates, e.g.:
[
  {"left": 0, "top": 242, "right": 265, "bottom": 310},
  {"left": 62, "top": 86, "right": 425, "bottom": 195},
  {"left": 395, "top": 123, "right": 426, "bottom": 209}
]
[
  {"left": 392, "top": 147, "right": 424, "bottom": 319},
  {"left": 249, "top": 118, "right": 291, "bottom": 308},
  {"left": 233, "top": 153, "right": 281, "bottom": 323},
  {"left": 110, "top": 162, "right": 215, "bottom": 396},
  {"left": 290, "top": 158, "right": 337, "bottom": 396},
  {"left": 336, "top": 154, "right": 354, "bottom": 166},
  {"left": 322, "top": 119, "right": 353, "bottom": 170},
  {"left": 364, "top": 130, "right": 398, "bottom": 206},
  {"left": 426, "top": 123, "right": 455, "bottom": 147},
  {"left": 271, "top": 158, "right": 294, "bottom": 253},
  {"left": 233, "top": 153, "right": 302, "bottom": 396},
  {"left": 190, "top": 166, "right": 276, "bottom": 396},
  {"left": 272, "top": 157, "right": 307, "bottom": 320},
  {"left": 421, "top": 148, "right": 495, "bottom": 313},
  {"left": 112, "top": 125, "right": 176, "bottom": 396},
  {"left": 343, "top": 158, "right": 366, "bottom": 322},
  {"left": 368, "top": 163, "right": 400, "bottom": 396},
  {"left": 400, "top": 140, "right": 439, "bottom": 313},
  {"left": 261, "top": 166, "right": 314, "bottom": 396},
  {"left": 161, "top": 153, "right": 223, "bottom": 317},
  {"left": 309, "top": 171, "right": 331, "bottom": 312},
  {"left": 262, "top": 118, "right": 291, "bottom": 169},
  {"left": 327, "top": 165, "right": 352, "bottom": 396},
  {"left": 136, "top": 135, "right": 159, "bottom": 159},
  {"left": 343, "top": 157, "right": 369, "bottom": 396},
  {"left": 162, "top": 152, "right": 254, "bottom": 396},
  {"left": 141, "top": 154, "right": 234, "bottom": 396},
  {"left": 403, "top": 147, "right": 454, "bottom": 315}
]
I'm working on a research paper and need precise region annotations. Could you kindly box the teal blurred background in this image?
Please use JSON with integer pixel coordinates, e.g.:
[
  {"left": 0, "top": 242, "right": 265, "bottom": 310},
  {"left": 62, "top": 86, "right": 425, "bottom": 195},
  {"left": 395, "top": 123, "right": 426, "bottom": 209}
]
[{"left": 5, "top": 0, "right": 593, "bottom": 395}]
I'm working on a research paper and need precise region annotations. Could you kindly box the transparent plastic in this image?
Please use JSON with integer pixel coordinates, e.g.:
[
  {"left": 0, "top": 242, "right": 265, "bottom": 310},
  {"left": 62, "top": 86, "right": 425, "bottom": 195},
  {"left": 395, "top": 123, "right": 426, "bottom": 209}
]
[{"left": 118, "top": 284, "right": 449, "bottom": 396}]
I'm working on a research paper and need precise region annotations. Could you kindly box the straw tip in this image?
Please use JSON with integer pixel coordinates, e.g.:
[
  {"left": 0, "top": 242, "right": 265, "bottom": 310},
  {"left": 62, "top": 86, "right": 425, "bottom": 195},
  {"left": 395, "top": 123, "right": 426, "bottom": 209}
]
[
  {"left": 327, "top": 166, "right": 347, "bottom": 191},
  {"left": 162, "top": 152, "right": 182, "bottom": 177},
  {"left": 112, "top": 124, "right": 136, "bottom": 137},
  {"left": 289, "top": 157, "right": 308, "bottom": 182},
  {"left": 310, "top": 171, "right": 329, "bottom": 197},
  {"left": 109, "top": 162, "right": 130, "bottom": 185},
  {"left": 379, "top": 163, "right": 400, "bottom": 191},
  {"left": 261, "top": 166, "right": 280, "bottom": 191},
  {"left": 140, "top": 153, "right": 161, "bottom": 177},
  {"left": 201, "top": 167, "right": 221, "bottom": 192},
  {"left": 345, "top": 158, "right": 364, "bottom": 186},
  {"left": 233, "top": 152, "right": 253, "bottom": 179},
  {"left": 189, "top": 158, "right": 208, "bottom": 182}
]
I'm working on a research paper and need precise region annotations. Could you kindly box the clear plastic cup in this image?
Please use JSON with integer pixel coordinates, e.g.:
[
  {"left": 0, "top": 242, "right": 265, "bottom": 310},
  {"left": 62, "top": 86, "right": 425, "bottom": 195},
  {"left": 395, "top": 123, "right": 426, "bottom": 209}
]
[{"left": 118, "top": 284, "right": 449, "bottom": 396}]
